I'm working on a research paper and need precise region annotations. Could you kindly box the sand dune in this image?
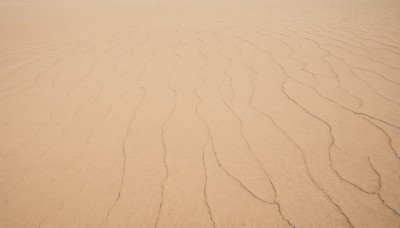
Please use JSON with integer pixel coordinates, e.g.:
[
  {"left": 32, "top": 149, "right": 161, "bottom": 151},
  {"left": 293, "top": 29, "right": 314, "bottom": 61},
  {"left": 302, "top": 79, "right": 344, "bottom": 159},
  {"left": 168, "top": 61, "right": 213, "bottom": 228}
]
[{"left": 1, "top": 0, "right": 400, "bottom": 227}]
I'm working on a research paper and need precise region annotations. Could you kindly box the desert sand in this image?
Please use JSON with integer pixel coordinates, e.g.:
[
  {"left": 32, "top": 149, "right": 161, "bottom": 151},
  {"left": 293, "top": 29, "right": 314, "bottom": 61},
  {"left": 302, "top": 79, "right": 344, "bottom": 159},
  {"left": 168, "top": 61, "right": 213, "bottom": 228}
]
[{"left": 0, "top": 0, "right": 400, "bottom": 227}]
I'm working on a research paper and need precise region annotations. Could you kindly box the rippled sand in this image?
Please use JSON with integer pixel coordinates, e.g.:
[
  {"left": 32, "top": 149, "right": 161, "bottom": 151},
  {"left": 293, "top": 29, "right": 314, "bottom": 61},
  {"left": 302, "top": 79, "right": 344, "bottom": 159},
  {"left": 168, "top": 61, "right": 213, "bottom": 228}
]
[{"left": 1, "top": 0, "right": 400, "bottom": 227}]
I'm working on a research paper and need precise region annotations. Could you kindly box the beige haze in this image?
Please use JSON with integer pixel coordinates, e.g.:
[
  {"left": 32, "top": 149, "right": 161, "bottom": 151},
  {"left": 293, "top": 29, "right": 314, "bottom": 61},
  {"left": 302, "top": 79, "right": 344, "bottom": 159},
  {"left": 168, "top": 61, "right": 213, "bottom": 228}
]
[{"left": 0, "top": 0, "right": 400, "bottom": 227}]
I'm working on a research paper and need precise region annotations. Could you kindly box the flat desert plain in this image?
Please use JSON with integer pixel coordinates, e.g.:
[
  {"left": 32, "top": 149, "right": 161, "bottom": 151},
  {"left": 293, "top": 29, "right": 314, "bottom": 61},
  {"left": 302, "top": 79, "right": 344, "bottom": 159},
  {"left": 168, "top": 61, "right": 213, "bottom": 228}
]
[{"left": 1, "top": 0, "right": 400, "bottom": 227}]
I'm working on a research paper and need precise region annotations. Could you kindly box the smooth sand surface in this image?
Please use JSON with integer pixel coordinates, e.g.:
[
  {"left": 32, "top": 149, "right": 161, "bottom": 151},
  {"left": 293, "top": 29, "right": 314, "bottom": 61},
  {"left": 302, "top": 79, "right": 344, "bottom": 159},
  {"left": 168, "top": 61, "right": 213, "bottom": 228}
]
[{"left": 1, "top": 0, "right": 400, "bottom": 227}]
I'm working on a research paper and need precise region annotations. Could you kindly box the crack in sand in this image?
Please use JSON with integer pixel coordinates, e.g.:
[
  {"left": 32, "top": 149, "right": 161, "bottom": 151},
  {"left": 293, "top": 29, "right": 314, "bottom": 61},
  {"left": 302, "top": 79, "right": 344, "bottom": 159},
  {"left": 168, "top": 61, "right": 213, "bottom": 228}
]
[
  {"left": 103, "top": 48, "right": 157, "bottom": 223},
  {"left": 196, "top": 46, "right": 274, "bottom": 207},
  {"left": 154, "top": 50, "right": 181, "bottom": 228},
  {"left": 201, "top": 141, "right": 217, "bottom": 228},
  {"left": 243, "top": 38, "right": 355, "bottom": 226},
  {"left": 85, "top": 33, "right": 153, "bottom": 145},
  {"left": 222, "top": 33, "right": 295, "bottom": 226},
  {"left": 254, "top": 29, "right": 400, "bottom": 160},
  {"left": 235, "top": 32, "right": 352, "bottom": 227}
]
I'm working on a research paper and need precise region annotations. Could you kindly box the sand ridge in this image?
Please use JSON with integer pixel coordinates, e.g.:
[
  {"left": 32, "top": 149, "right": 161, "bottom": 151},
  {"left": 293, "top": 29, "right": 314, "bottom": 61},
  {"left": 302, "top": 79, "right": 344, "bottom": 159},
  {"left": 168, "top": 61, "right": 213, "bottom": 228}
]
[{"left": 0, "top": 0, "right": 400, "bottom": 227}]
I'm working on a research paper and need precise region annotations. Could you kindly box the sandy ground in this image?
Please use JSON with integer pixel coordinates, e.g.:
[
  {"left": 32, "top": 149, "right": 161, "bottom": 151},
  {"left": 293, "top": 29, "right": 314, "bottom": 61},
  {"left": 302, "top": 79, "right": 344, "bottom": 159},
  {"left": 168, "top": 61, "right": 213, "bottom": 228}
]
[{"left": 0, "top": 0, "right": 400, "bottom": 227}]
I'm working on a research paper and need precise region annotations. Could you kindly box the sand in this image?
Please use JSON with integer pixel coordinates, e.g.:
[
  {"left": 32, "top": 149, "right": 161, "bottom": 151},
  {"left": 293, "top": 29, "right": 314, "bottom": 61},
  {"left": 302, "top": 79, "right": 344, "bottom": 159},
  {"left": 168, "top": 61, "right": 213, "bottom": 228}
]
[{"left": 0, "top": 0, "right": 400, "bottom": 227}]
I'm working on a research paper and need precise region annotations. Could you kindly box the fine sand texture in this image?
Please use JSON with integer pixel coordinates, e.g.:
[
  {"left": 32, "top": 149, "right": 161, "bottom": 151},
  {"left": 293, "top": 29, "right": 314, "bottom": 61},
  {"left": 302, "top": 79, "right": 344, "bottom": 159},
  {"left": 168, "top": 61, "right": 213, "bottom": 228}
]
[{"left": 1, "top": 0, "right": 400, "bottom": 227}]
